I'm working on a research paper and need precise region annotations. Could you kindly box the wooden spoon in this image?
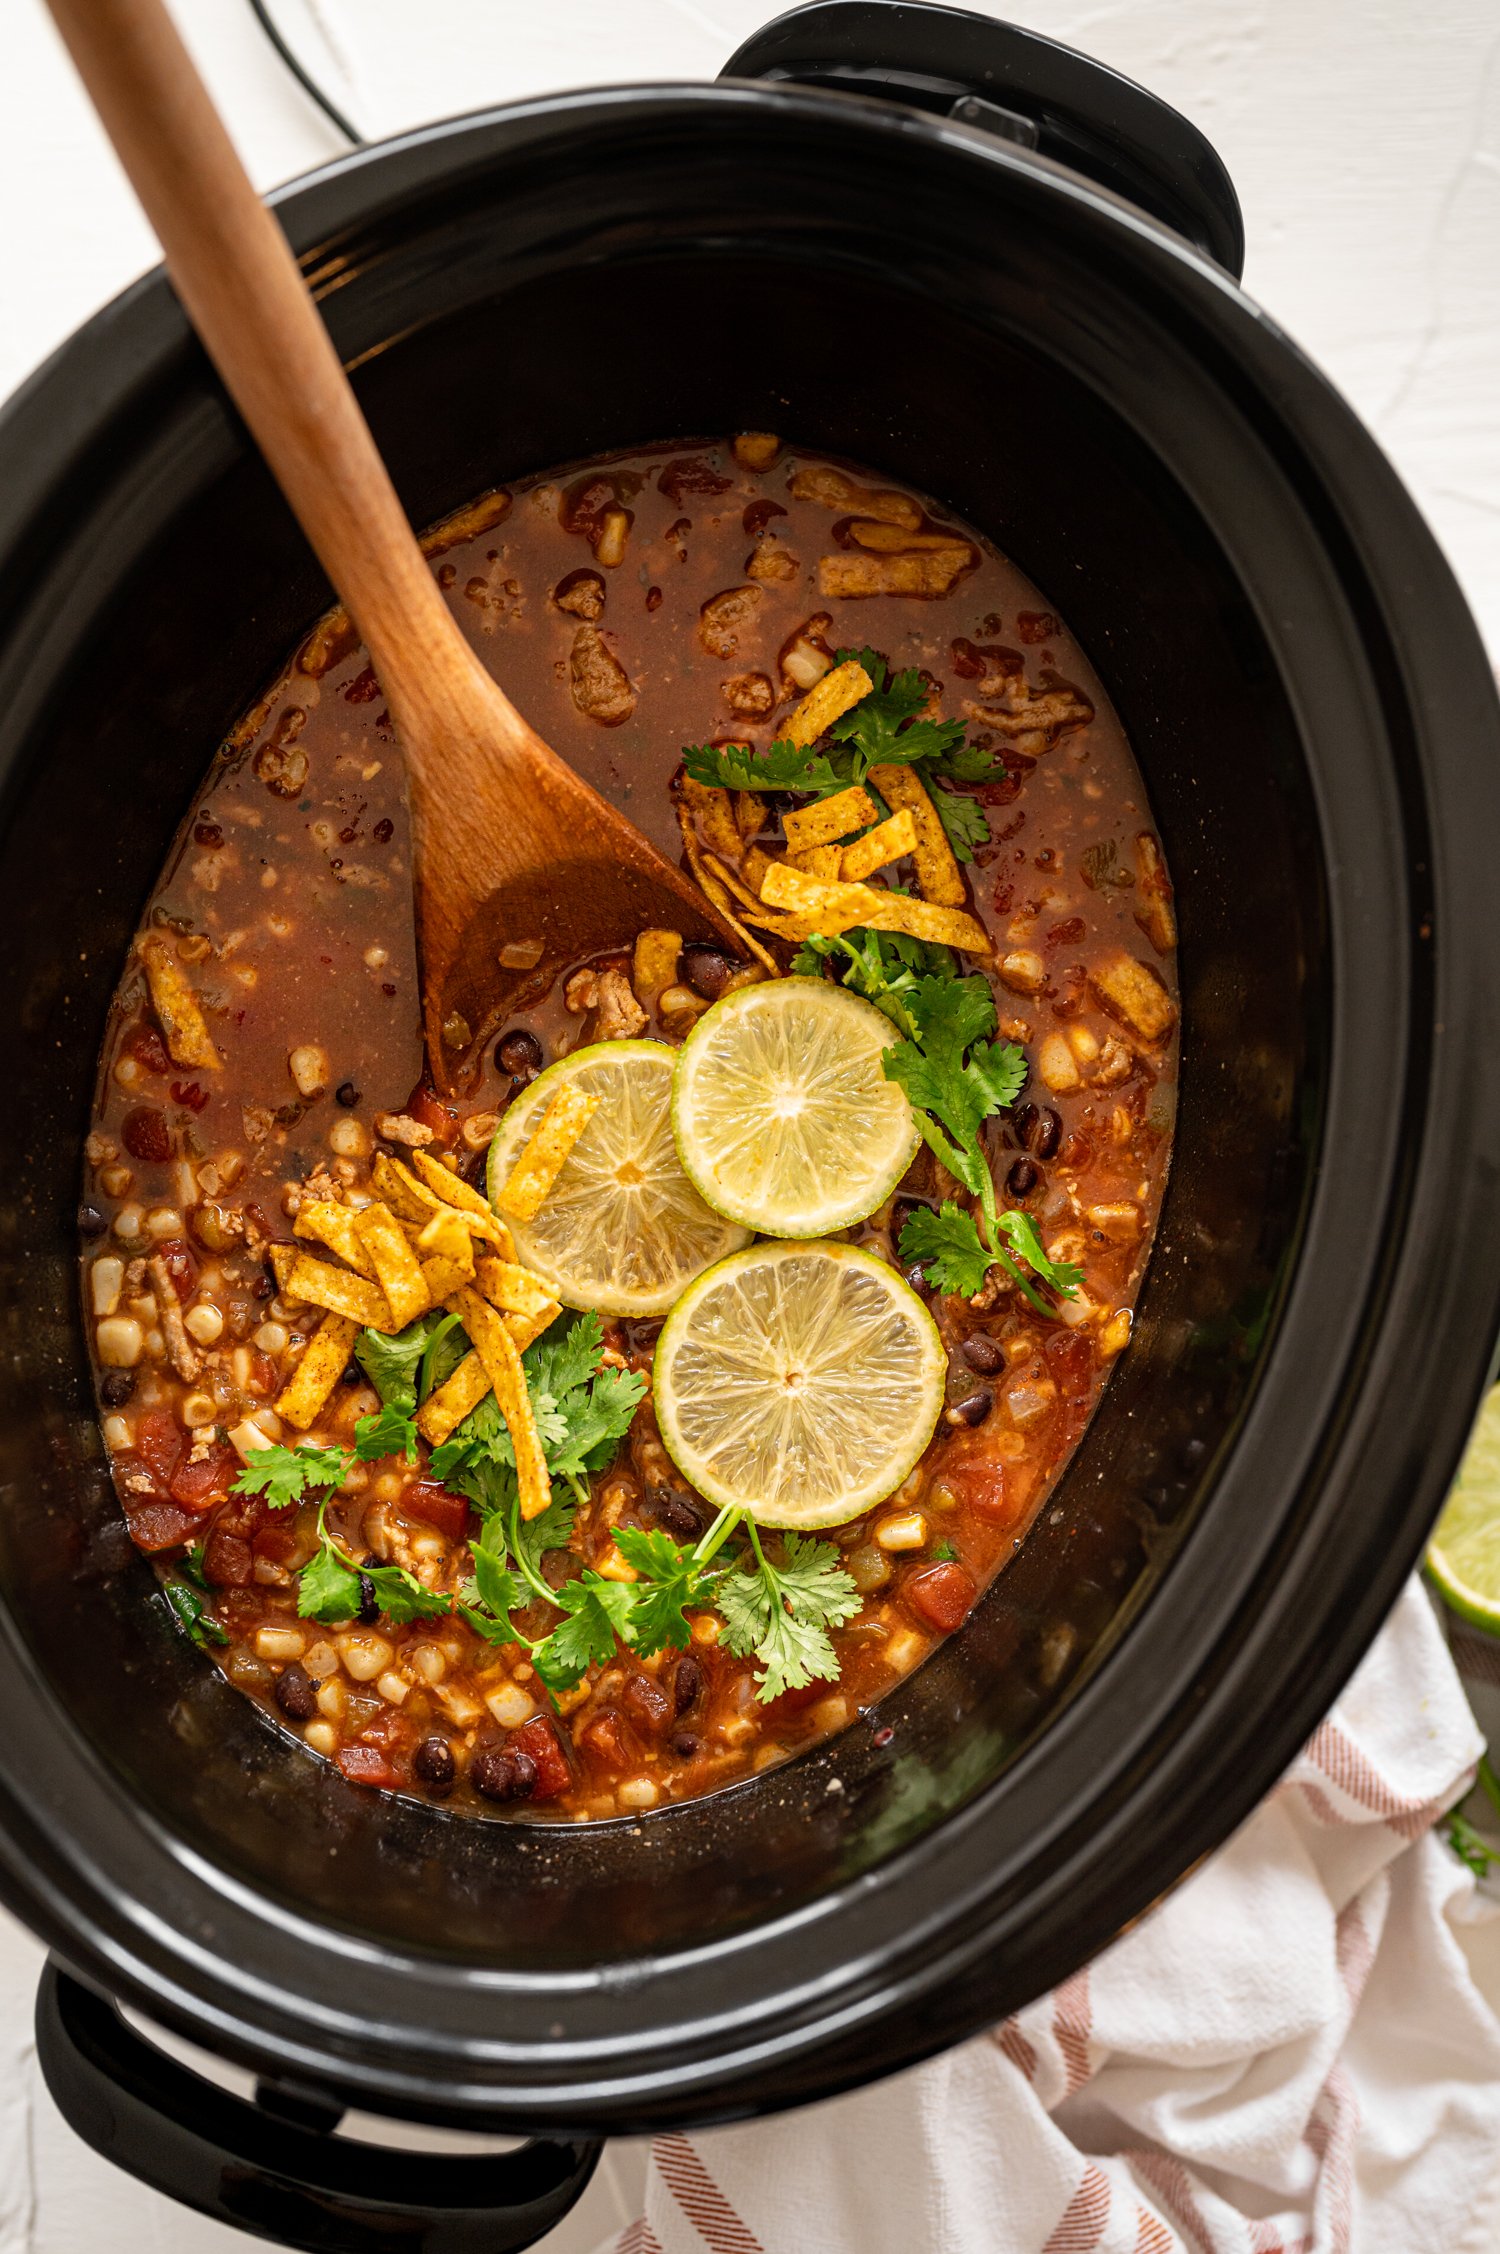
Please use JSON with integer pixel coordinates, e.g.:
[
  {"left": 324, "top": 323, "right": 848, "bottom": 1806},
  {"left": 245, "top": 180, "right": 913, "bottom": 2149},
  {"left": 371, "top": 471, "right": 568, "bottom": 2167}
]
[{"left": 46, "top": 0, "right": 744, "bottom": 1091}]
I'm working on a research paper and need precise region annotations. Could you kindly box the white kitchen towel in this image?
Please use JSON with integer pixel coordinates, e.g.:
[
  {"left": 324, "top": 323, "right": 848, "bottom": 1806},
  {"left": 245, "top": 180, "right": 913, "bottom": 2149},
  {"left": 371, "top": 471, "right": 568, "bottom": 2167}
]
[{"left": 600, "top": 1580, "right": 1500, "bottom": 2254}]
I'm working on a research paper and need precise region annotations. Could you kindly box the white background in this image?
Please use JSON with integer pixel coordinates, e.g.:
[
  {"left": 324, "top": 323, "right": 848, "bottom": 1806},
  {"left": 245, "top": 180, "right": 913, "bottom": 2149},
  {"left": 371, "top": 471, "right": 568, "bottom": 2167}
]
[{"left": 1, "top": 2, "right": 1497, "bottom": 2248}]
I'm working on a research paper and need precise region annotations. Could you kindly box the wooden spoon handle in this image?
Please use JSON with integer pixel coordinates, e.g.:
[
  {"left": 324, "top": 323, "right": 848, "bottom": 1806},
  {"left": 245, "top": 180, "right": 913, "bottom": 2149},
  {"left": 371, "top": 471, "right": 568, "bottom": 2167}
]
[{"left": 44, "top": 0, "right": 519, "bottom": 755}]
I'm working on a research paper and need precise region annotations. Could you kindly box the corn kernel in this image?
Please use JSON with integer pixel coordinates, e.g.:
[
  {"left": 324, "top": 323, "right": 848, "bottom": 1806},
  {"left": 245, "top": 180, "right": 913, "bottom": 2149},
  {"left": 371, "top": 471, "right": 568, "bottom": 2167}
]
[
  {"left": 255, "top": 1627, "right": 306, "bottom": 1663},
  {"left": 484, "top": 1680, "right": 536, "bottom": 1728},
  {"left": 337, "top": 1632, "right": 394, "bottom": 1683},
  {"left": 303, "top": 1722, "right": 338, "bottom": 1756},
  {"left": 875, "top": 1511, "right": 928, "bottom": 1551}
]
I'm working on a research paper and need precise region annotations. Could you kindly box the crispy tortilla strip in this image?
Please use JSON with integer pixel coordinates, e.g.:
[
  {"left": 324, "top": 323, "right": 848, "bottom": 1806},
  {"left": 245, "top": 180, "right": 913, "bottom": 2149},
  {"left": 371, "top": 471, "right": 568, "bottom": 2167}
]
[
  {"left": 268, "top": 1242, "right": 300, "bottom": 1294},
  {"left": 741, "top": 844, "right": 775, "bottom": 898},
  {"left": 701, "top": 851, "right": 773, "bottom": 917},
  {"left": 420, "top": 1256, "right": 475, "bottom": 1305},
  {"left": 408, "top": 1149, "right": 515, "bottom": 1253},
  {"left": 759, "top": 862, "right": 990, "bottom": 953},
  {"left": 733, "top": 790, "right": 763, "bottom": 838},
  {"left": 494, "top": 1084, "right": 599, "bottom": 1222},
  {"left": 288, "top": 1253, "right": 392, "bottom": 1328},
  {"left": 633, "top": 928, "right": 682, "bottom": 1007},
  {"left": 1089, "top": 951, "right": 1177, "bottom": 1043},
  {"left": 783, "top": 658, "right": 873, "bottom": 749},
  {"left": 674, "top": 801, "right": 781, "bottom": 978},
  {"left": 370, "top": 1151, "right": 431, "bottom": 1226},
  {"left": 475, "top": 1256, "right": 557, "bottom": 1325},
  {"left": 848, "top": 522, "right": 976, "bottom": 554},
  {"left": 139, "top": 936, "right": 219, "bottom": 1070},
  {"left": 454, "top": 1287, "right": 552, "bottom": 1520},
  {"left": 818, "top": 549, "right": 973, "bottom": 600},
  {"left": 416, "top": 1349, "right": 491, "bottom": 1447},
  {"left": 277, "top": 1312, "right": 359, "bottom": 1431},
  {"left": 840, "top": 807, "right": 918, "bottom": 883},
  {"left": 504, "top": 1297, "right": 562, "bottom": 1352},
  {"left": 354, "top": 1202, "right": 431, "bottom": 1328},
  {"left": 790, "top": 464, "right": 921, "bottom": 528},
  {"left": 295, "top": 1200, "right": 376, "bottom": 1276},
  {"left": 788, "top": 844, "right": 844, "bottom": 881},
  {"left": 866, "top": 764, "right": 966, "bottom": 906},
  {"left": 416, "top": 1208, "right": 476, "bottom": 1276},
  {"left": 781, "top": 785, "right": 878, "bottom": 855},
  {"left": 680, "top": 772, "right": 743, "bottom": 860}
]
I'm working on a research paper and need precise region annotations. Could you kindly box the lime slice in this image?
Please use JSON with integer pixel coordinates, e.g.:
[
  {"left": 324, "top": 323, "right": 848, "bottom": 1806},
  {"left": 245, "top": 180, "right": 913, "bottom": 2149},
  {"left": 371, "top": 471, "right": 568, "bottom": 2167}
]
[
  {"left": 486, "top": 1041, "right": 749, "bottom": 1316},
  {"left": 671, "top": 977, "right": 920, "bottom": 1237},
  {"left": 1428, "top": 1386, "right": 1500, "bottom": 1632},
  {"left": 653, "top": 1240, "right": 945, "bottom": 1529}
]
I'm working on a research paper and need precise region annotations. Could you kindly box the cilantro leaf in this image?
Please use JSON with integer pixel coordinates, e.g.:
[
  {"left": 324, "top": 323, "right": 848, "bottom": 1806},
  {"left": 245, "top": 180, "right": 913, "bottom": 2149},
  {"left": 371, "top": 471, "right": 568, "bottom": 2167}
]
[
  {"left": 548, "top": 1365, "right": 648, "bottom": 1479},
  {"left": 419, "top": 1312, "right": 469, "bottom": 1402},
  {"left": 457, "top": 1599, "right": 521, "bottom": 1647},
  {"left": 927, "top": 785, "right": 992, "bottom": 864},
  {"left": 296, "top": 1539, "right": 363, "bottom": 1623},
  {"left": 614, "top": 1525, "right": 711, "bottom": 1654},
  {"left": 164, "top": 1579, "right": 229, "bottom": 1647},
  {"left": 996, "top": 1209, "right": 1083, "bottom": 1297},
  {"left": 514, "top": 1492, "right": 579, "bottom": 1576},
  {"left": 525, "top": 1310, "right": 607, "bottom": 1405},
  {"left": 233, "top": 1442, "right": 348, "bottom": 1510},
  {"left": 532, "top": 1573, "right": 640, "bottom": 1690},
  {"left": 932, "top": 1540, "right": 960, "bottom": 1563},
  {"left": 682, "top": 740, "right": 844, "bottom": 795},
  {"left": 897, "top": 1202, "right": 994, "bottom": 1298},
  {"left": 362, "top": 1562, "right": 451, "bottom": 1624},
  {"left": 469, "top": 1513, "right": 528, "bottom": 1620},
  {"left": 717, "top": 1532, "right": 861, "bottom": 1703},
  {"left": 353, "top": 1399, "right": 419, "bottom": 1465},
  {"left": 931, "top": 739, "right": 1006, "bottom": 786},
  {"left": 827, "top": 662, "right": 967, "bottom": 780}
]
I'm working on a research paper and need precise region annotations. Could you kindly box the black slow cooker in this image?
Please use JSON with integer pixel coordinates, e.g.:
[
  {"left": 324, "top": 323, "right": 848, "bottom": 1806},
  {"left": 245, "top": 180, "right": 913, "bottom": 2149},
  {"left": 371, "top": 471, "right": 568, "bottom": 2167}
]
[{"left": 2, "top": 4, "right": 1498, "bottom": 2246}]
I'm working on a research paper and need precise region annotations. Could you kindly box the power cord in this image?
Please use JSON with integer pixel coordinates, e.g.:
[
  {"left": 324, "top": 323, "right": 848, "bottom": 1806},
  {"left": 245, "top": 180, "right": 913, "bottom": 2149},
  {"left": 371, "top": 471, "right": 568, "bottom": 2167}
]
[{"left": 245, "top": 0, "right": 364, "bottom": 146}]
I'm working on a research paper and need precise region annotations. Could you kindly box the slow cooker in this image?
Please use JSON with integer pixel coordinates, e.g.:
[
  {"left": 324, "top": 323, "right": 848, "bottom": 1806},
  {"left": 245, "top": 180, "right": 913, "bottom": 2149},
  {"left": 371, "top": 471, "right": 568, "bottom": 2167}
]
[{"left": 2, "top": 3, "right": 1498, "bottom": 2244}]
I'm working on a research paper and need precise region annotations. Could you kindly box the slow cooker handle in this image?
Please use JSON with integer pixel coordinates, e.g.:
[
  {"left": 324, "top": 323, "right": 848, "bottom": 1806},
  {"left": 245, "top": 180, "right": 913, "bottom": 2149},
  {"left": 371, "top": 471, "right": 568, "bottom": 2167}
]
[
  {"left": 35, "top": 1962, "right": 603, "bottom": 2254},
  {"left": 722, "top": 0, "right": 1246, "bottom": 279}
]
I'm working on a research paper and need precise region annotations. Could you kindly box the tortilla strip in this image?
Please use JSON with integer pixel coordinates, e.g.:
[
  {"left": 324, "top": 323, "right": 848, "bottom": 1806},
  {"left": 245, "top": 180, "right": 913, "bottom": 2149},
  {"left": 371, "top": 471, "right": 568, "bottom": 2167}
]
[
  {"left": 866, "top": 764, "right": 966, "bottom": 906},
  {"left": 416, "top": 1208, "right": 475, "bottom": 1275},
  {"left": 268, "top": 1242, "right": 300, "bottom": 1295},
  {"left": 783, "top": 658, "right": 873, "bottom": 749},
  {"left": 416, "top": 1349, "right": 491, "bottom": 1447},
  {"left": 741, "top": 844, "right": 775, "bottom": 897},
  {"left": 504, "top": 1298, "right": 563, "bottom": 1353},
  {"left": 370, "top": 1151, "right": 432, "bottom": 1227},
  {"left": 475, "top": 1256, "right": 556, "bottom": 1324},
  {"left": 788, "top": 845, "right": 844, "bottom": 881},
  {"left": 287, "top": 1253, "right": 392, "bottom": 1329},
  {"left": 839, "top": 807, "right": 918, "bottom": 883},
  {"left": 276, "top": 1312, "right": 359, "bottom": 1431},
  {"left": 818, "top": 548, "right": 974, "bottom": 600},
  {"left": 296, "top": 1200, "right": 376, "bottom": 1277},
  {"left": 789, "top": 464, "right": 921, "bottom": 528},
  {"left": 701, "top": 851, "right": 775, "bottom": 917},
  {"left": 848, "top": 523, "right": 977, "bottom": 554},
  {"left": 733, "top": 790, "right": 763, "bottom": 838},
  {"left": 632, "top": 928, "right": 682, "bottom": 1007},
  {"left": 674, "top": 800, "right": 781, "bottom": 977},
  {"left": 454, "top": 1287, "right": 552, "bottom": 1520},
  {"left": 680, "top": 772, "right": 743, "bottom": 860},
  {"left": 139, "top": 936, "right": 219, "bottom": 1071},
  {"left": 407, "top": 1149, "right": 515, "bottom": 1253},
  {"left": 781, "top": 785, "right": 878, "bottom": 856},
  {"left": 354, "top": 1202, "right": 431, "bottom": 1328},
  {"left": 494, "top": 1084, "right": 599, "bottom": 1222},
  {"left": 758, "top": 862, "right": 991, "bottom": 953}
]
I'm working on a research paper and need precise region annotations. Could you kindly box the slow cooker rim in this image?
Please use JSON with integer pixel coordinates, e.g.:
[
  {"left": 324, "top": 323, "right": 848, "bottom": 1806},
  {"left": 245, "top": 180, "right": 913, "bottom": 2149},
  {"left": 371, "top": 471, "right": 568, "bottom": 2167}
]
[{"left": 1, "top": 78, "right": 1497, "bottom": 2124}]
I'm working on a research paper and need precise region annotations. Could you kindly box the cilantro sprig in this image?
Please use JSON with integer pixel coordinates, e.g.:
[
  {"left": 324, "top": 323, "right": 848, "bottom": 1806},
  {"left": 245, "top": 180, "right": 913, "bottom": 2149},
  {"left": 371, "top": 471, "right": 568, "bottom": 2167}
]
[{"left": 682, "top": 649, "right": 1004, "bottom": 865}]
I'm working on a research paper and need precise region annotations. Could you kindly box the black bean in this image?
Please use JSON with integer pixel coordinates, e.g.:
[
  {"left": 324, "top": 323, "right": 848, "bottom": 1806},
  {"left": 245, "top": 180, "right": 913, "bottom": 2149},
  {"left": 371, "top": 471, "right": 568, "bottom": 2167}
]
[
  {"left": 412, "top": 1736, "right": 456, "bottom": 1796},
  {"left": 496, "top": 1028, "right": 544, "bottom": 1081},
  {"left": 680, "top": 943, "right": 740, "bottom": 1002},
  {"left": 1033, "top": 1107, "right": 1062, "bottom": 1160},
  {"left": 100, "top": 1369, "right": 136, "bottom": 1408},
  {"left": 253, "top": 1268, "right": 275, "bottom": 1299},
  {"left": 961, "top": 1333, "right": 1005, "bottom": 1375},
  {"left": 78, "top": 1204, "right": 107, "bottom": 1238},
  {"left": 335, "top": 1081, "right": 360, "bottom": 1108},
  {"left": 274, "top": 1664, "right": 318, "bottom": 1722},
  {"left": 1007, "top": 1157, "right": 1040, "bottom": 1199},
  {"left": 649, "top": 1486, "right": 705, "bottom": 1541},
  {"left": 670, "top": 1731, "right": 702, "bottom": 1759},
  {"left": 357, "top": 1572, "right": 379, "bottom": 1625},
  {"left": 903, "top": 1263, "right": 932, "bottom": 1298},
  {"left": 673, "top": 1654, "right": 704, "bottom": 1715},
  {"left": 945, "top": 1386, "right": 993, "bottom": 1428},
  {"left": 340, "top": 1361, "right": 363, "bottom": 1385},
  {"left": 471, "top": 1748, "right": 537, "bottom": 1803}
]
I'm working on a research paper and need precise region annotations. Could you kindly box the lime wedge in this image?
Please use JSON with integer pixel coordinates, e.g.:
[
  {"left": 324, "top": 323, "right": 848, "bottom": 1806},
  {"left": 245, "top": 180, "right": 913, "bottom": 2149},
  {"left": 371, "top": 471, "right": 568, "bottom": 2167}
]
[
  {"left": 671, "top": 976, "right": 920, "bottom": 1237},
  {"left": 1428, "top": 1386, "right": 1500, "bottom": 1632},
  {"left": 485, "top": 1041, "right": 749, "bottom": 1317},
  {"left": 653, "top": 1240, "right": 945, "bottom": 1530}
]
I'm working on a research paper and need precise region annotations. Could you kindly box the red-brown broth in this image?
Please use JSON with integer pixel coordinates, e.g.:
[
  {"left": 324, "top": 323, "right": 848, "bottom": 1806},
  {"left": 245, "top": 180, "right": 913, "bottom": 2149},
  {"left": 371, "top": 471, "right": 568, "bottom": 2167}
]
[{"left": 81, "top": 438, "right": 1177, "bottom": 1822}]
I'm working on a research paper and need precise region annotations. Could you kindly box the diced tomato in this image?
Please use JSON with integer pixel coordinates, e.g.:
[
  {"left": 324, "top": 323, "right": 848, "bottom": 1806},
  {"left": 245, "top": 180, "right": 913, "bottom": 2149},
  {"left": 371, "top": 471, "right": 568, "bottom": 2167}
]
[
  {"left": 252, "top": 1515, "right": 306, "bottom": 1566},
  {"left": 134, "top": 1409, "right": 184, "bottom": 1487},
  {"left": 358, "top": 1709, "right": 406, "bottom": 1752},
  {"left": 336, "top": 1745, "right": 399, "bottom": 1790},
  {"left": 622, "top": 1672, "right": 671, "bottom": 1733},
  {"left": 123, "top": 1497, "right": 196, "bottom": 1553},
  {"left": 214, "top": 1490, "right": 272, "bottom": 1541},
  {"left": 168, "top": 1443, "right": 237, "bottom": 1513},
  {"left": 762, "top": 1678, "right": 828, "bottom": 1723},
  {"left": 581, "top": 1711, "right": 635, "bottom": 1771},
  {"left": 401, "top": 1480, "right": 471, "bottom": 1542},
  {"left": 155, "top": 1239, "right": 199, "bottom": 1301},
  {"left": 1044, "top": 1330, "right": 1093, "bottom": 1402},
  {"left": 905, "top": 1562, "right": 977, "bottom": 1634},
  {"left": 201, "top": 1529, "right": 253, "bottom": 1587},
  {"left": 511, "top": 1715, "right": 571, "bottom": 1800},
  {"left": 946, "top": 1458, "right": 1012, "bottom": 1523}
]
